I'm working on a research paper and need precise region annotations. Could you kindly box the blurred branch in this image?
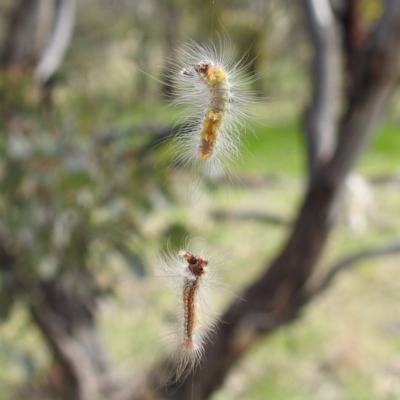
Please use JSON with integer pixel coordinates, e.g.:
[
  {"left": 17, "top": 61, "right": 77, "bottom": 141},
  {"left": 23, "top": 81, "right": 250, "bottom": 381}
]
[
  {"left": 30, "top": 277, "right": 117, "bottom": 400},
  {"left": 212, "top": 210, "right": 289, "bottom": 226},
  {"left": 1, "top": 235, "right": 116, "bottom": 399},
  {"left": 306, "top": 239, "right": 400, "bottom": 302},
  {"left": 339, "top": 0, "right": 367, "bottom": 102},
  {"left": 327, "top": 0, "right": 400, "bottom": 182},
  {"left": 34, "top": 0, "right": 76, "bottom": 85},
  {"left": 303, "top": 0, "right": 341, "bottom": 179},
  {"left": 214, "top": 173, "right": 280, "bottom": 188},
  {"left": 0, "top": 0, "right": 40, "bottom": 68},
  {"left": 94, "top": 123, "right": 176, "bottom": 149},
  {"left": 370, "top": 172, "right": 400, "bottom": 186}
]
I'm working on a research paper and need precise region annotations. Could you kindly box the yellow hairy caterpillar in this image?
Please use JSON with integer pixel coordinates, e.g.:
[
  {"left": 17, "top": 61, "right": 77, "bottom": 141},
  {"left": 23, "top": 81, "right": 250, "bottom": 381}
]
[
  {"left": 182, "top": 62, "right": 230, "bottom": 161},
  {"left": 170, "top": 39, "right": 257, "bottom": 179},
  {"left": 158, "top": 244, "right": 219, "bottom": 381}
]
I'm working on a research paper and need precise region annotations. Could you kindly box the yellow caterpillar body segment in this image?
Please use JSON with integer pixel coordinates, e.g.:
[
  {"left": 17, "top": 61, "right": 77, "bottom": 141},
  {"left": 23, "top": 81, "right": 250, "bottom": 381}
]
[
  {"left": 194, "top": 62, "right": 230, "bottom": 160},
  {"left": 205, "top": 64, "right": 227, "bottom": 86}
]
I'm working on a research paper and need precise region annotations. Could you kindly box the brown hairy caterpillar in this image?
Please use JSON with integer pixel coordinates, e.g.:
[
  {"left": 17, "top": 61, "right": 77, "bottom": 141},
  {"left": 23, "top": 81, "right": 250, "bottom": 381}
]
[
  {"left": 180, "top": 250, "right": 209, "bottom": 350},
  {"left": 158, "top": 244, "right": 219, "bottom": 381}
]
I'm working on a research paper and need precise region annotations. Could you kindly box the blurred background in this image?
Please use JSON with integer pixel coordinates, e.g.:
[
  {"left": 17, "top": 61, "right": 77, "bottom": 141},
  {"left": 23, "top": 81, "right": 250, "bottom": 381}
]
[{"left": 0, "top": 0, "right": 399, "bottom": 399}]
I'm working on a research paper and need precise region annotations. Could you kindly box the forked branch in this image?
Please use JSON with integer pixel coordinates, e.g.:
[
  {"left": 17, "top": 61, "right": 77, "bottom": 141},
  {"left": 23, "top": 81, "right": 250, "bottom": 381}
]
[
  {"left": 306, "top": 239, "right": 400, "bottom": 302},
  {"left": 128, "top": 3, "right": 400, "bottom": 399}
]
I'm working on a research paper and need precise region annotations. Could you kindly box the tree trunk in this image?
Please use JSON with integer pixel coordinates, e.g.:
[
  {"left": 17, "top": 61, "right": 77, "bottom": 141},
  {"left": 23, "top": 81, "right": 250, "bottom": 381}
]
[
  {"left": 30, "top": 276, "right": 117, "bottom": 400},
  {"left": 0, "top": 0, "right": 41, "bottom": 68},
  {"left": 130, "top": 2, "right": 400, "bottom": 399},
  {"left": 0, "top": 0, "right": 75, "bottom": 99},
  {"left": 303, "top": 0, "right": 341, "bottom": 179},
  {"left": 0, "top": 0, "right": 61, "bottom": 71}
]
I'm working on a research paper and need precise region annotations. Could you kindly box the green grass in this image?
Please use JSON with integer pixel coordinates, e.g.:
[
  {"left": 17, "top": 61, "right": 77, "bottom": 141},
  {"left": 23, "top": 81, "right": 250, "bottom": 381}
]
[
  {"left": 359, "top": 123, "right": 400, "bottom": 175},
  {"left": 123, "top": 101, "right": 400, "bottom": 177},
  {"left": 239, "top": 119, "right": 304, "bottom": 175}
]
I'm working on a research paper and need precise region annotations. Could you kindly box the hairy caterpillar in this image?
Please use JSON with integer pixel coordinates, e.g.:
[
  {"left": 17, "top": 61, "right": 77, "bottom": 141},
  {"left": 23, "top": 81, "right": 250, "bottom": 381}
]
[
  {"left": 170, "top": 39, "right": 257, "bottom": 179},
  {"left": 158, "top": 244, "right": 219, "bottom": 381},
  {"left": 181, "top": 62, "right": 229, "bottom": 161}
]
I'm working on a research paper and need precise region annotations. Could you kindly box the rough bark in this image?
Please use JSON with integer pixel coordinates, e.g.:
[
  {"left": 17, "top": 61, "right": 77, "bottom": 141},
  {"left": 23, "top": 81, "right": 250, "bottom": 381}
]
[{"left": 130, "top": 2, "right": 400, "bottom": 399}]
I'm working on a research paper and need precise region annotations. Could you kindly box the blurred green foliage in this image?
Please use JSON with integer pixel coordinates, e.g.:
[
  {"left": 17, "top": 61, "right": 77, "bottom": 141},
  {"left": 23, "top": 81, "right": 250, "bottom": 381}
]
[{"left": 0, "top": 67, "right": 181, "bottom": 321}]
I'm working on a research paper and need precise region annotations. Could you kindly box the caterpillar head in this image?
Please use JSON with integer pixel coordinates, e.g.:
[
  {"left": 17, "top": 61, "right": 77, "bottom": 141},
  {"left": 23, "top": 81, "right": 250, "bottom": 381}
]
[
  {"left": 181, "top": 62, "right": 213, "bottom": 79},
  {"left": 194, "top": 62, "right": 212, "bottom": 77},
  {"left": 179, "top": 250, "right": 208, "bottom": 278}
]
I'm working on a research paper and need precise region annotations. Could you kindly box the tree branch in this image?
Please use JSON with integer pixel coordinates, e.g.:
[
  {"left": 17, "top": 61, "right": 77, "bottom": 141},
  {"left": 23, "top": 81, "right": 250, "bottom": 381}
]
[
  {"left": 306, "top": 239, "right": 400, "bottom": 302},
  {"left": 212, "top": 210, "right": 289, "bottom": 226},
  {"left": 30, "top": 277, "right": 117, "bottom": 400},
  {"left": 34, "top": 0, "right": 76, "bottom": 84},
  {"left": 303, "top": 0, "right": 341, "bottom": 179},
  {"left": 0, "top": 0, "right": 40, "bottom": 68},
  {"left": 129, "top": 3, "right": 400, "bottom": 399},
  {"left": 327, "top": 0, "right": 400, "bottom": 185}
]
